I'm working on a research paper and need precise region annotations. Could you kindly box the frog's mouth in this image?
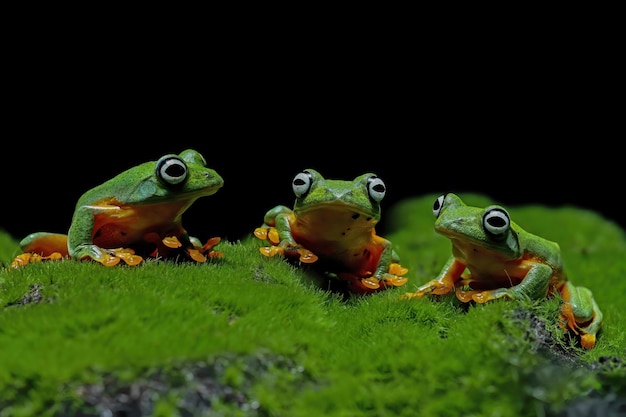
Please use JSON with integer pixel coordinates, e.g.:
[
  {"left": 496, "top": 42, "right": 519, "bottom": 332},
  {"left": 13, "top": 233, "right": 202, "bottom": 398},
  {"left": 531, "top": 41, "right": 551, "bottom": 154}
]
[
  {"left": 295, "top": 201, "right": 378, "bottom": 222},
  {"left": 436, "top": 224, "right": 519, "bottom": 260},
  {"left": 168, "top": 183, "right": 224, "bottom": 200},
  {"left": 190, "top": 185, "right": 223, "bottom": 198}
]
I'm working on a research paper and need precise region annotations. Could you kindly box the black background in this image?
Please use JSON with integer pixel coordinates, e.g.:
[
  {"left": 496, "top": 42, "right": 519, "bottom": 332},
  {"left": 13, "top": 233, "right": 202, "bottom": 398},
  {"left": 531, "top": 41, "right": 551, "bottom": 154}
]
[{"left": 3, "top": 30, "right": 623, "bottom": 245}]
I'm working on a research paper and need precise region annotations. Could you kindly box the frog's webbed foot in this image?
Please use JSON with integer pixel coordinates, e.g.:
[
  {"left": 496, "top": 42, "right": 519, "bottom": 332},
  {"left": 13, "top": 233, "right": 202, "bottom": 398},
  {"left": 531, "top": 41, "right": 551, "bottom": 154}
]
[
  {"left": 96, "top": 248, "right": 143, "bottom": 266},
  {"left": 402, "top": 278, "right": 455, "bottom": 300},
  {"left": 283, "top": 245, "right": 318, "bottom": 263},
  {"left": 194, "top": 236, "right": 224, "bottom": 261},
  {"left": 162, "top": 236, "right": 223, "bottom": 263},
  {"left": 336, "top": 272, "right": 382, "bottom": 293},
  {"left": 73, "top": 244, "right": 142, "bottom": 267},
  {"left": 254, "top": 227, "right": 318, "bottom": 263},
  {"left": 380, "top": 263, "right": 410, "bottom": 288},
  {"left": 455, "top": 287, "right": 513, "bottom": 304},
  {"left": 339, "top": 263, "right": 409, "bottom": 294},
  {"left": 10, "top": 252, "right": 65, "bottom": 268},
  {"left": 254, "top": 227, "right": 280, "bottom": 245}
]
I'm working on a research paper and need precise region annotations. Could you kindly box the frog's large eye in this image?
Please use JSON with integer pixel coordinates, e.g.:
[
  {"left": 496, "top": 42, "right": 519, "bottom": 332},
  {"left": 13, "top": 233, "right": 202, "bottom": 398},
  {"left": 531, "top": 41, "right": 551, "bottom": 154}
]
[
  {"left": 432, "top": 194, "right": 446, "bottom": 218},
  {"left": 292, "top": 171, "right": 313, "bottom": 198},
  {"left": 482, "top": 207, "right": 510, "bottom": 237},
  {"left": 367, "top": 176, "right": 386, "bottom": 203},
  {"left": 156, "top": 155, "right": 188, "bottom": 186}
]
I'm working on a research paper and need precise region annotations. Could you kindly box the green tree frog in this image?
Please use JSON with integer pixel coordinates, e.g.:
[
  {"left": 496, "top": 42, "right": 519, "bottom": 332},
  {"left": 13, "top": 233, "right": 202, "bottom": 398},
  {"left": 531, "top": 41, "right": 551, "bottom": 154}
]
[
  {"left": 12, "top": 149, "right": 224, "bottom": 268},
  {"left": 404, "top": 193, "right": 603, "bottom": 349},
  {"left": 254, "top": 169, "right": 408, "bottom": 294}
]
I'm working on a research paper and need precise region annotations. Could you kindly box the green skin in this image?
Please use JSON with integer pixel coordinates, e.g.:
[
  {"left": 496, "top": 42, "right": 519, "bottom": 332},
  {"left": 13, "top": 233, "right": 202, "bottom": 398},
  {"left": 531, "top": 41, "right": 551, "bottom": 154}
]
[
  {"left": 20, "top": 149, "right": 224, "bottom": 264},
  {"left": 409, "top": 193, "right": 603, "bottom": 348},
  {"left": 262, "top": 168, "right": 400, "bottom": 283}
]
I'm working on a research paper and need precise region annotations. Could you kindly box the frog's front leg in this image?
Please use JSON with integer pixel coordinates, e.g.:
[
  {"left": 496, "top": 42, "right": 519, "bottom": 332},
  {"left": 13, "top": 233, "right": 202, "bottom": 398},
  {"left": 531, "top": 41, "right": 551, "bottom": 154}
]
[
  {"left": 462, "top": 261, "right": 552, "bottom": 304},
  {"left": 559, "top": 282, "right": 603, "bottom": 349},
  {"left": 254, "top": 206, "right": 317, "bottom": 263},
  {"left": 68, "top": 207, "right": 142, "bottom": 266},
  {"left": 70, "top": 243, "right": 142, "bottom": 267},
  {"left": 403, "top": 257, "right": 465, "bottom": 299},
  {"left": 370, "top": 238, "right": 408, "bottom": 289}
]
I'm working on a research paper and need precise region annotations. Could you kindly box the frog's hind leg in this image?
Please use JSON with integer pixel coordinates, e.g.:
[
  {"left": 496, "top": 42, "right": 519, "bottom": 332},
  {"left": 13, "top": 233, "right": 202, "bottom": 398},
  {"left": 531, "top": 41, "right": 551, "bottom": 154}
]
[
  {"left": 560, "top": 282, "right": 603, "bottom": 349},
  {"left": 20, "top": 232, "right": 69, "bottom": 256},
  {"left": 11, "top": 232, "right": 69, "bottom": 268}
]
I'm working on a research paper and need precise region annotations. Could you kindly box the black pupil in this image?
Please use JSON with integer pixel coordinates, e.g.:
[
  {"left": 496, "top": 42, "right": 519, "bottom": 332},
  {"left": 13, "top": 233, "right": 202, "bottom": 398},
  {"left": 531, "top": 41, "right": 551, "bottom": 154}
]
[
  {"left": 488, "top": 216, "right": 506, "bottom": 228},
  {"left": 165, "top": 162, "right": 185, "bottom": 178}
]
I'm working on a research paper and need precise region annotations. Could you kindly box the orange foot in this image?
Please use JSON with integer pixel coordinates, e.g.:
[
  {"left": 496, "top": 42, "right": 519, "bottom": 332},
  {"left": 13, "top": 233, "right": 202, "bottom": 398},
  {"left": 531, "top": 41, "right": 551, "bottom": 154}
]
[
  {"left": 258, "top": 242, "right": 318, "bottom": 264},
  {"left": 254, "top": 227, "right": 280, "bottom": 245},
  {"left": 162, "top": 236, "right": 223, "bottom": 263},
  {"left": 96, "top": 248, "right": 143, "bottom": 267},
  {"left": 11, "top": 252, "right": 65, "bottom": 268},
  {"left": 339, "top": 263, "right": 409, "bottom": 294},
  {"left": 342, "top": 275, "right": 405, "bottom": 294},
  {"left": 254, "top": 226, "right": 318, "bottom": 263},
  {"left": 402, "top": 279, "right": 454, "bottom": 300}
]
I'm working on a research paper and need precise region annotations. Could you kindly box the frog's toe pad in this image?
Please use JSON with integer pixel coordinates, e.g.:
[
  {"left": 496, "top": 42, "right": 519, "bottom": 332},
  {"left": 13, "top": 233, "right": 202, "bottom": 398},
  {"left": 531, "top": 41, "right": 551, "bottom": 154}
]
[
  {"left": 361, "top": 277, "right": 381, "bottom": 289},
  {"left": 413, "top": 281, "right": 453, "bottom": 297},
  {"left": 98, "top": 256, "right": 122, "bottom": 267},
  {"left": 162, "top": 236, "right": 183, "bottom": 249},
  {"left": 380, "top": 273, "right": 408, "bottom": 288},
  {"left": 580, "top": 334, "right": 596, "bottom": 350},
  {"left": 259, "top": 246, "right": 284, "bottom": 257},
  {"left": 187, "top": 249, "right": 207, "bottom": 263},
  {"left": 386, "top": 276, "right": 409, "bottom": 287},
  {"left": 201, "top": 237, "right": 221, "bottom": 252},
  {"left": 101, "top": 248, "right": 143, "bottom": 267},
  {"left": 388, "top": 263, "right": 409, "bottom": 276},
  {"left": 455, "top": 289, "right": 481, "bottom": 303},
  {"left": 254, "top": 227, "right": 280, "bottom": 245},
  {"left": 297, "top": 248, "right": 318, "bottom": 263},
  {"left": 459, "top": 288, "right": 510, "bottom": 304}
]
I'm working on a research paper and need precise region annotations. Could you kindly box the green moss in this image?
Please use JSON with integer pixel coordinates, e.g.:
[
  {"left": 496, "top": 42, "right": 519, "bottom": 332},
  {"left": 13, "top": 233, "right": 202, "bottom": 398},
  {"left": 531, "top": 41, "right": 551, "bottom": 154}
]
[{"left": 0, "top": 194, "right": 624, "bottom": 416}]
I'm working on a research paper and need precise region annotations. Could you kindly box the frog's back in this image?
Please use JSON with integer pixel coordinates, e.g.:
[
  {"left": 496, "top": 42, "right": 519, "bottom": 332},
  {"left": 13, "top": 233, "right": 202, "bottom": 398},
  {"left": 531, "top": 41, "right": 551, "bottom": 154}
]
[
  {"left": 518, "top": 228, "right": 565, "bottom": 274},
  {"left": 75, "top": 162, "right": 156, "bottom": 206}
]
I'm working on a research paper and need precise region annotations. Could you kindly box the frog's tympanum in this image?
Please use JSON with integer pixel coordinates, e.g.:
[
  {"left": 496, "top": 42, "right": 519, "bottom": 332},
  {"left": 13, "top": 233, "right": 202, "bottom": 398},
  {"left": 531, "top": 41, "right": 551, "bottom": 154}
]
[
  {"left": 254, "top": 169, "right": 408, "bottom": 294},
  {"left": 404, "top": 193, "right": 603, "bottom": 349},
  {"left": 12, "top": 149, "right": 224, "bottom": 268}
]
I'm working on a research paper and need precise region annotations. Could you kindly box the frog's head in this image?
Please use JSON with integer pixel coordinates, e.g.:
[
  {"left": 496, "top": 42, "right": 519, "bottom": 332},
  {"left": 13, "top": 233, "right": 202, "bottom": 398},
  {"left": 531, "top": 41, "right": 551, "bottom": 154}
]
[
  {"left": 432, "top": 193, "right": 521, "bottom": 258},
  {"left": 98, "top": 149, "right": 224, "bottom": 204},
  {"left": 166, "top": 149, "right": 224, "bottom": 196},
  {"left": 291, "top": 169, "right": 386, "bottom": 220}
]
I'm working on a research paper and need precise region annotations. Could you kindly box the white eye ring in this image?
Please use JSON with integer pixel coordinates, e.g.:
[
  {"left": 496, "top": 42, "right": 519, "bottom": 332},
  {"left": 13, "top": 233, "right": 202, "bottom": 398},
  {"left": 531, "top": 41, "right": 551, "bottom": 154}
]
[
  {"left": 367, "top": 176, "right": 386, "bottom": 203},
  {"left": 292, "top": 171, "right": 313, "bottom": 198},
  {"left": 156, "top": 155, "right": 188, "bottom": 186},
  {"left": 433, "top": 194, "right": 446, "bottom": 218},
  {"left": 483, "top": 207, "right": 510, "bottom": 236}
]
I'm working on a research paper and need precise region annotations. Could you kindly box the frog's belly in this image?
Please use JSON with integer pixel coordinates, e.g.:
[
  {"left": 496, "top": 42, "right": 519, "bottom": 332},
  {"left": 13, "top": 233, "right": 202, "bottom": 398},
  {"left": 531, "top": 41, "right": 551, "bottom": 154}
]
[
  {"left": 292, "top": 213, "right": 381, "bottom": 274},
  {"left": 92, "top": 214, "right": 184, "bottom": 248},
  {"left": 455, "top": 245, "right": 558, "bottom": 289}
]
